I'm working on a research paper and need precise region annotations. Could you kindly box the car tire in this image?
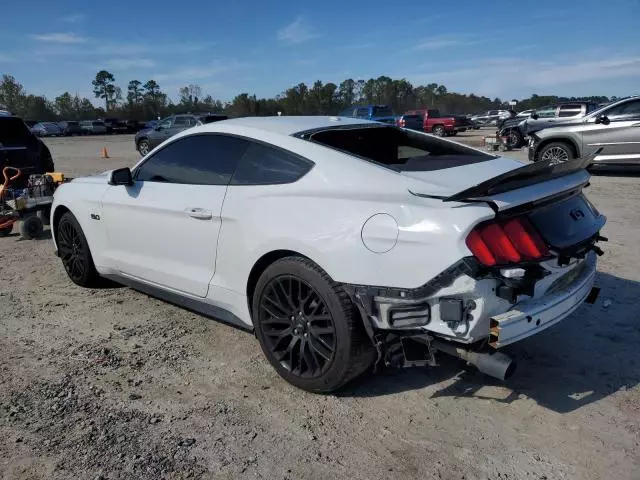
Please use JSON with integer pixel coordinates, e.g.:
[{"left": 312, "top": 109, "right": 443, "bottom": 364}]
[
  {"left": 432, "top": 125, "right": 445, "bottom": 137},
  {"left": 0, "top": 226, "right": 13, "bottom": 237},
  {"left": 56, "top": 211, "right": 101, "bottom": 287},
  {"left": 138, "top": 139, "right": 150, "bottom": 156},
  {"left": 505, "top": 129, "right": 523, "bottom": 148},
  {"left": 253, "top": 256, "right": 375, "bottom": 393},
  {"left": 537, "top": 141, "right": 574, "bottom": 164},
  {"left": 19, "top": 215, "right": 44, "bottom": 239}
]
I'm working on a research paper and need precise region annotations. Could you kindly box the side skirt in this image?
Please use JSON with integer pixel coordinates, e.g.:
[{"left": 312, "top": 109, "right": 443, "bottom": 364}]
[{"left": 102, "top": 273, "right": 253, "bottom": 332}]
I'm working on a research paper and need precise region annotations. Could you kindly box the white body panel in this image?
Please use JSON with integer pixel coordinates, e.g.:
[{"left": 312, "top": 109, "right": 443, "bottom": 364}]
[{"left": 51, "top": 116, "right": 601, "bottom": 340}]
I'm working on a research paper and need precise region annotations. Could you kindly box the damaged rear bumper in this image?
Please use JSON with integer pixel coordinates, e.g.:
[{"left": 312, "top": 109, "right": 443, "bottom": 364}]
[{"left": 489, "top": 253, "right": 598, "bottom": 348}]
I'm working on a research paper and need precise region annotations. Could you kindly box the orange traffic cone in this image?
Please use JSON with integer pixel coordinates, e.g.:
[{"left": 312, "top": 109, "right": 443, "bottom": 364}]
[{"left": 101, "top": 147, "right": 109, "bottom": 159}]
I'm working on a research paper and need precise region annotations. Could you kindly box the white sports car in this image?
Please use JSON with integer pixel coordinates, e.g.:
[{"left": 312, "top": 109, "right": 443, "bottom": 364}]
[{"left": 51, "top": 116, "right": 606, "bottom": 392}]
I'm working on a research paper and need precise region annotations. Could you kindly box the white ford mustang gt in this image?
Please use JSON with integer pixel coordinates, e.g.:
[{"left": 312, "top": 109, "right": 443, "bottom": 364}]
[{"left": 51, "top": 116, "right": 606, "bottom": 392}]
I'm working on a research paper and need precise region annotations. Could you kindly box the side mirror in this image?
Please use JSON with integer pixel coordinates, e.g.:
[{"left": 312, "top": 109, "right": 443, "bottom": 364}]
[
  {"left": 154, "top": 125, "right": 163, "bottom": 131},
  {"left": 595, "top": 114, "right": 610, "bottom": 125},
  {"left": 530, "top": 112, "right": 539, "bottom": 120},
  {"left": 108, "top": 167, "right": 133, "bottom": 186}
]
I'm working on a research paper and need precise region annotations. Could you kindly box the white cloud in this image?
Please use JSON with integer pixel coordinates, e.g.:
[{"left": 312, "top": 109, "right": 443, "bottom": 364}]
[
  {"left": 278, "top": 16, "right": 320, "bottom": 44},
  {"left": 104, "top": 58, "right": 156, "bottom": 69},
  {"left": 32, "top": 32, "right": 88, "bottom": 44},
  {"left": 153, "top": 60, "right": 251, "bottom": 82},
  {"left": 414, "top": 36, "right": 471, "bottom": 51},
  {"left": 403, "top": 52, "right": 640, "bottom": 98},
  {"left": 60, "top": 13, "right": 86, "bottom": 23}
]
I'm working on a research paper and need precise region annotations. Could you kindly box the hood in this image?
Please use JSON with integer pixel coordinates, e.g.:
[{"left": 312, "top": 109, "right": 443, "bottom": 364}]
[
  {"left": 71, "top": 171, "right": 110, "bottom": 184},
  {"left": 525, "top": 116, "right": 586, "bottom": 135}
]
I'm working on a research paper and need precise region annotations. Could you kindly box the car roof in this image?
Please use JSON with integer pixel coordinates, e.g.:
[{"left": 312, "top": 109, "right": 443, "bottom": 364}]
[{"left": 191, "top": 115, "right": 377, "bottom": 136}]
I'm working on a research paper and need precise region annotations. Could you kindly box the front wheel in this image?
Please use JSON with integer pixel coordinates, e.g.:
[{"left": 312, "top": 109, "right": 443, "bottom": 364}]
[
  {"left": 253, "top": 257, "right": 374, "bottom": 393},
  {"left": 538, "top": 142, "right": 574, "bottom": 164},
  {"left": 505, "top": 129, "right": 523, "bottom": 148},
  {"left": 56, "top": 212, "right": 101, "bottom": 287},
  {"left": 138, "top": 139, "right": 150, "bottom": 156},
  {"left": 19, "top": 215, "right": 43, "bottom": 239},
  {"left": 432, "top": 125, "right": 445, "bottom": 137}
]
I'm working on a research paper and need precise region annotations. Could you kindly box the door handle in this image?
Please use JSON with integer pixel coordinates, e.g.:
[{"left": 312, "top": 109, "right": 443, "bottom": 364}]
[{"left": 186, "top": 208, "right": 212, "bottom": 220}]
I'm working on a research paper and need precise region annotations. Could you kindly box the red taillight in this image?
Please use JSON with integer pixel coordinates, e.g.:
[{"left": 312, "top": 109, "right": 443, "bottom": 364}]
[
  {"left": 466, "top": 230, "right": 496, "bottom": 266},
  {"left": 502, "top": 218, "right": 548, "bottom": 259},
  {"left": 466, "top": 217, "right": 548, "bottom": 266},
  {"left": 479, "top": 223, "right": 521, "bottom": 264},
  {"left": 399, "top": 118, "right": 406, "bottom": 128}
]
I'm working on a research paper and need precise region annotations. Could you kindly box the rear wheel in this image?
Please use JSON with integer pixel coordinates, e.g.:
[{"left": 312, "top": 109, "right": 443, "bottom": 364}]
[
  {"left": 432, "top": 125, "right": 445, "bottom": 137},
  {"left": 0, "top": 226, "right": 12, "bottom": 237},
  {"left": 56, "top": 212, "right": 101, "bottom": 287},
  {"left": 538, "top": 142, "right": 574, "bottom": 164},
  {"left": 253, "top": 257, "right": 374, "bottom": 393}
]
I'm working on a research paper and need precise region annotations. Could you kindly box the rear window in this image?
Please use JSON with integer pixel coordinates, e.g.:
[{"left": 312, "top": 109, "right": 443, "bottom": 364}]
[
  {"left": 302, "top": 126, "right": 493, "bottom": 172},
  {"left": 372, "top": 106, "right": 392, "bottom": 117},
  {"left": 0, "top": 118, "right": 31, "bottom": 144}
]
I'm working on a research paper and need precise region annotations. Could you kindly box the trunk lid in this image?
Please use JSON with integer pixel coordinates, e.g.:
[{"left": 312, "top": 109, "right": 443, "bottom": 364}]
[{"left": 405, "top": 156, "right": 592, "bottom": 211}]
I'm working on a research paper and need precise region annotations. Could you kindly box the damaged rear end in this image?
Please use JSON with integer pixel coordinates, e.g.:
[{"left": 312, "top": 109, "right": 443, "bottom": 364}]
[{"left": 300, "top": 124, "right": 606, "bottom": 380}]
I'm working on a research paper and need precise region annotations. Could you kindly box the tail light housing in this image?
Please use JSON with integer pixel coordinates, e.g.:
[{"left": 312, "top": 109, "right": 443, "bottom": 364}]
[
  {"left": 465, "top": 217, "right": 548, "bottom": 266},
  {"left": 398, "top": 118, "right": 406, "bottom": 128}
]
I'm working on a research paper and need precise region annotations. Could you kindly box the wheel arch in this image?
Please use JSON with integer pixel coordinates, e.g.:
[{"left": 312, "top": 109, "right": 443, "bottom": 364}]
[
  {"left": 51, "top": 204, "right": 71, "bottom": 246},
  {"left": 246, "top": 249, "right": 313, "bottom": 314},
  {"left": 535, "top": 136, "right": 580, "bottom": 160}
]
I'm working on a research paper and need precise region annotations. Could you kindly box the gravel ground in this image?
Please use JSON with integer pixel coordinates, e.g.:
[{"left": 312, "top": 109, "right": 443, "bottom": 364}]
[{"left": 0, "top": 133, "right": 638, "bottom": 480}]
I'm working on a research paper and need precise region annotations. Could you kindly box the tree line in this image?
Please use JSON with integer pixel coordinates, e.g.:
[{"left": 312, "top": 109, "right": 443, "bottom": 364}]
[{"left": 0, "top": 71, "right": 617, "bottom": 122}]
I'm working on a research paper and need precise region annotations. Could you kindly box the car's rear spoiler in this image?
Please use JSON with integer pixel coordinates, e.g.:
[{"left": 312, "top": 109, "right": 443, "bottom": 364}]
[{"left": 410, "top": 151, "right": 600, "bottom": 204}]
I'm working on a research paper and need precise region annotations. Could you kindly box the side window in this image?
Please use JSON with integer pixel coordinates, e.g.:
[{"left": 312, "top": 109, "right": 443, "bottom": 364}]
[
  {"left": 536, "top": 106, "right": 557, "bottom": 118},
  {"left": 356, "top": 107, "right": 370, "bottom": 118},
  {"left": 135, "top": 134, "right": 250, "bottom": 185},
  {"left": 231, "top": 142, "right": 313, "bottom": 185},
  {"left": 605, "top": 100, "right": 640, "bottom": 120},
  {"left": 173, "top": 116, "right": 190, "bottom": 127},
  {"left": 339, "top": 108, "right": 354, "bottom": 117},
  {"left": 157, "top": 117, "right": 173, "bottom": 129},
  {"left": 558, "top": 104, "right": 582, "bottom": 117}
]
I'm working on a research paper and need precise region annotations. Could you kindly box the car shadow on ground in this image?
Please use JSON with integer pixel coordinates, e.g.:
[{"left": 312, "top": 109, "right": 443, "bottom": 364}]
[{"left": 341, "top": 271, "right": 639, "bottom": 414}]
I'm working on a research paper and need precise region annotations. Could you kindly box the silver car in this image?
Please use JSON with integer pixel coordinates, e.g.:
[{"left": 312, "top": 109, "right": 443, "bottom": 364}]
[{"left": 528, "top": 96, "right": 640, "bottom": 166}]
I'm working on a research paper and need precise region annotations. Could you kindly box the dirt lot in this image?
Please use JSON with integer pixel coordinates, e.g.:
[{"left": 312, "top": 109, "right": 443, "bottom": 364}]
[{"left": 1, "top": 133, "right": 638, "bottom": 480}]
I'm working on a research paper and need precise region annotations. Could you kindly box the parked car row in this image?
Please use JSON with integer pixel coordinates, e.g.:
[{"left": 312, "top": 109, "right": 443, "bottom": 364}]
[{"left": 25, "top": 119, "right": 156, "bottom": 137}]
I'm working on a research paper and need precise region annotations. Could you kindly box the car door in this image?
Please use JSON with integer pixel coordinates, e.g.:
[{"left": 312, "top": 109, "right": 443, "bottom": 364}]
[
  {"left": 147, "top": 116, "right": 175, "bottom": 149},
  {"left": 581, "top": 99, "right": 640, "bottom": 163},
  {"left": 101, "top": 133, "right": 250, "bottom": 297}
]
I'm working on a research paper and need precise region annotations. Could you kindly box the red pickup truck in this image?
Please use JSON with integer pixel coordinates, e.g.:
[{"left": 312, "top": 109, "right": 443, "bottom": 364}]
[{"left": 403, "top": 108, "right": 472, "bottom": 137}]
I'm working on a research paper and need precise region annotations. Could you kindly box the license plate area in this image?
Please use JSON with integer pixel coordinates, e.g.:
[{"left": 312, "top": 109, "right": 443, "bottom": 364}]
[{"left": 527, "top": 193, "right": 605, "bottom": 250}]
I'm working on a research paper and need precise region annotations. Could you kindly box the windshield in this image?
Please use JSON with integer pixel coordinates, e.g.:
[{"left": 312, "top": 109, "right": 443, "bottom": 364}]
[
  {"left": 372, "top": 106, "right": 393, "bottom": 117},
  {"left": 304, "top": 126, "right": 493, "bottom": 172}
]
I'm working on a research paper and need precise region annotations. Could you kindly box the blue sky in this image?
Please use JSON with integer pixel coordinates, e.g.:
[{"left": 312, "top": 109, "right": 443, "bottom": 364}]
[{"left": 1, "top": 0, "right": 639, "bottom": 104}]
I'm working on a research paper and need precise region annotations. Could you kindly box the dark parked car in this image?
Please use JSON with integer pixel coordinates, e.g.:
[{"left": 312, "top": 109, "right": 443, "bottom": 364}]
[
  {"left": 122, "top": 119, "right": 145, "bottom": 133},
  {"left": 0, "top": 116, "right": 55, "bottom": 188},
  {"left": 103, "top": 118, "right": 128, "bottom": 134},
  {"left": 499, "top": 102, "right": 600, "bottom": 148},
  {"left": 395, "top": 114, "right": 423, "bottom": 131},
  {"left": 134, "top": 114, "right": 228, "bottom": 155},
  {"left": 58, "top": 121, "right": 83, "bottom": 136}
]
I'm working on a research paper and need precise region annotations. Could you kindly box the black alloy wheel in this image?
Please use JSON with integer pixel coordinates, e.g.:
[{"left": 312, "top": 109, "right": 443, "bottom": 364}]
[
  {"left": 259, "top": 275, "right": 336, "bottom": 378},
  {"left": 253, "top": 257, "right": 374, "bottom": 393},
  {"left": 56, "top": 212, "right": 100, "bottom": 287}
]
